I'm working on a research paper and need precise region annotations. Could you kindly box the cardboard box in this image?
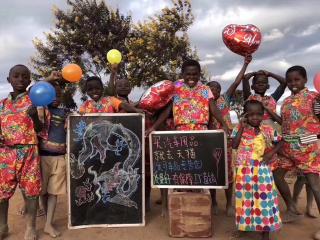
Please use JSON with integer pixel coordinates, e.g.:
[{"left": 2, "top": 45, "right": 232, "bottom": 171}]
[{"left": 168, "top": 189, "right": 212, "bottom": 238}]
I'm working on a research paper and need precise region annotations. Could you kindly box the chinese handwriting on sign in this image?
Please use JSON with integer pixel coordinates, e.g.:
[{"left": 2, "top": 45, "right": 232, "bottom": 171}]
[
  {"left": 153, "top": 172, "right": 218, "bottom": 186},
  {"left": 152, "top": 135, "right": 199, "bottom": 150}
]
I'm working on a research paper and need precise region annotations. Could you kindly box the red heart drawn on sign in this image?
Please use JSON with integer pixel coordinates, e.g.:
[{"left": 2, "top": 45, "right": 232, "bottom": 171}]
[{"left": 222, "top": 24, "right": 262, "bottom": 56}]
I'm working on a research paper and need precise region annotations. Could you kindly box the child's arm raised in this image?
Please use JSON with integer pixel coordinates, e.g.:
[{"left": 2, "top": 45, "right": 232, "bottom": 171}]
[
  {"left": 262, "top": 70, "right": 286, "bottom": 101},
  {"left": 225, "top": 54, "right": 252, "bottom": 99},
  {"left": 242, "top": 72, "right": 256, "bottom": 101},
  {"left": 263, "top": 104, "right": 282, "bottom": 124},
  {"left": 107, "top": 64, "right": 119, "bottom": 96},
  {"left": 209, "top": 100, "right": 230, "bottom": 134},
  {"left": 145, "top": 103, "right": 172, "bottom": 136}
]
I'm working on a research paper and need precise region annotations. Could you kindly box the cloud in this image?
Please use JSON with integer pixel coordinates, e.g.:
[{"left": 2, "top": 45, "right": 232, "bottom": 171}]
[
  {"left": 264, "top": 29, "right": 284, "bottom": 42},
  {"left": 297, "top": 23, "right": 320, "bottom": 37},
  {"left": 200, "top": 59, "right": 216, "bottom": 66}
]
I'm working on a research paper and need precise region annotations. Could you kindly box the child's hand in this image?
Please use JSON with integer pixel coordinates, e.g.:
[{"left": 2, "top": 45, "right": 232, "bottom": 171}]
[
  {"left": 244, "top": 54, "right": 252, "bottom": 64},
  {"left": 240, "top": 113, "right": 248, "bottom": 127},
  {"left": 244, "top": 72, "right": 256, "bottom": 79},
  {"left": 261, "top": 152, "right": 274, "bottom": 165},
  {"left": 46, "top": 71, "right": 62, "bottom": 81},
  {"left": 110, "top": 64, "right": 119, "bottom": 73},
  {"left": 145, "top": 127, "right": 155, "bottom": 137},
  {"left": 27, "top": 106, "right": 38, "bottom": 118}
]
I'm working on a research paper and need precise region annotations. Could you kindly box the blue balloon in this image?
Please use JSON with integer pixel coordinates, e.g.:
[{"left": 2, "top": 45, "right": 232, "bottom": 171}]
[{"left": 29, "top": 82, "right": 56, "bottom": 106}]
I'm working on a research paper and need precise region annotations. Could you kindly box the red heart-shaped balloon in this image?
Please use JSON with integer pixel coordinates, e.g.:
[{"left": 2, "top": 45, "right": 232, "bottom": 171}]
[
  {"left": 139, "top": 80, "right": 174, "bottom": 112},
  {"left": 222, "top": 24, "right": 262, "bottom": 56}
]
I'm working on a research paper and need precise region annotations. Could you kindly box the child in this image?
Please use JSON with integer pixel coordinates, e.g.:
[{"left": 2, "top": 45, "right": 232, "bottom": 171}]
[
  {"left": 243, "top": 70, "right": 286, "bottom": 126},
  {"left": 147, "top": 59, "right": 229, "bottom": 133},
  {"left": 207, "top": 54, "right": 252, "bottom": 216},
  {"left": 279, "top": 66, "right": 320, "bottom": 239},
  {"left": 231, "top": 100, "right": 282, "bottom": 240},
  {"left": 37, "top": 71, "right": 70, "bottom": 238},
  {"left": 0, "top": 65, "right": 42, "bottom": 240},
  {"left": 79, "top": 76, "right": 143, "bottom": 114}
]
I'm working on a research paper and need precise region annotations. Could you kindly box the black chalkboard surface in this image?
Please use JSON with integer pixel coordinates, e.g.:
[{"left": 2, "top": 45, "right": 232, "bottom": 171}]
[
  {"left": 67, "top": 113, "right": 145, "bottom": 228},
  {"left": 150, "top": 130, "right": 227, "bottom": 189}
]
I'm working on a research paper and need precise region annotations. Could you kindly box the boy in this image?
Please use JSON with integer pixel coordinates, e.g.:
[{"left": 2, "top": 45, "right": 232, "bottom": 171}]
[
  {"left": 0, "top": 65, "right": 42, "bottom": 240},
  {"left": 38, "top": 71, "right": 70, "bottom": 238}
]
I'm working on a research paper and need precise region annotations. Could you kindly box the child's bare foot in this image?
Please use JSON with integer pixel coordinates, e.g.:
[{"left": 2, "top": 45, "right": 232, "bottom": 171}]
[
  {"left": 212, "top": 204, "right": 218, "bottom": 215},
  {"left": 288, "top": 205, "right": 302, "bottom": 215},
  {"left": 0, "top": 225, "right": 8, "bottom": 240},
  {"left": 226, "top": 205, "right": 235, "bottom": 217},
  {"left": 314, "top": 229, "right": 320, "bottom": 240},
  {"left": 282, "top": 211, "right": 303, "bottom": 223},
  {"left": 306, "top": 207, "right": 318, "bottom": 218},
  {"left": 44, "top": 224, "right": 60, "bottom": 238},
  {"left": 24, "top": 227, "right": 37, "bottom": 240}
]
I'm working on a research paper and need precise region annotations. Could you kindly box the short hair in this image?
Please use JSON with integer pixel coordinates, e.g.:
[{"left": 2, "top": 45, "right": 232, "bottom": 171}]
[
  {"left": 207, "top": 81, "right": 221, "bottom": 88},
  {"left": 252, "top": 71, "right": 267, "bottom": 85},
  {"left": 181, "top": 59, "right": 201, "bottom": 73},
  {"left": 85, "top": 76, "right": 103, "bottom": 89},
  {"left": 286, "top": 65, "right": 307, "bottom": 79},
  {"left": 244, "top": 99, "right": 264, "bottom": 113},
  {"left": 9, "top": 64, "right": 30, "bottom": 76}
]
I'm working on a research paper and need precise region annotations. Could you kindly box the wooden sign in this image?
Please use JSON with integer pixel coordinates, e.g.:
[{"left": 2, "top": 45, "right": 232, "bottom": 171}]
[
  {"left": 150, "top": 130, "right": 227, "bottom": 189},
  {"left": 67, "top": 113, "right": 145, "bottom": 228}
]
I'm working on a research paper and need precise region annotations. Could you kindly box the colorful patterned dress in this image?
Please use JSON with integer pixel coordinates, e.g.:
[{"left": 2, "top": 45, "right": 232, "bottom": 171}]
[
  {"left": 79, "top": 96, "right": 122, "bottom": 113},
  {"left": 232, "top": 124, "right": 282, "bottom": 232},
  {"left": 0, "top": 93, "right": 41, "bottom": 200},
  {"left": 280, "top": 88, "right": 320, "bottom": 174},
  {"left": 172, "top": 81, "right": 213, "bottom": 130},
  {"left": 209, "top": 93, "right": 234, "bottom": 183}
]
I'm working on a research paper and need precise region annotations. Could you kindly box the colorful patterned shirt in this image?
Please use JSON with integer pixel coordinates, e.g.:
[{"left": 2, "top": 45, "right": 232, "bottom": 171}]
[
  {"left": 281, "top": 88, "right": 320, "bottom": 136},
  {"left": 248, "top": 94, "right": 277, "bottom": 121},
  {"left": 172, "top": 81, "right": 213, "bottom": 128},
  {"left": 231, "top": 124, "right": 281, "bottom": 166},
  {"left": 79, "top": 96, "right": 122, "bottom": 114},
  {"left": 0, "top": 92, "right": 38, "bottom": 145},
  {"left": 210, "top": 93, "right": 232, "bottom": 129}
]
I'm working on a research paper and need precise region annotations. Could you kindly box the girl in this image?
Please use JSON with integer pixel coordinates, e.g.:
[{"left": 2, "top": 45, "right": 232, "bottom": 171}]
[
  {"left": 79, "top": 76, "right": 143, "bottom": 114},
  {"left": 243, "top": 70, "right": 286, "bottom": 127},
  {"left": 280, "top": 66, "right": 320, "bottom": 239},
  {"left": 232, "top": 100, "right": 282, "bottom": 240},
  {"left": 207, "top": 54, "right": 252, "bottom": 217}
]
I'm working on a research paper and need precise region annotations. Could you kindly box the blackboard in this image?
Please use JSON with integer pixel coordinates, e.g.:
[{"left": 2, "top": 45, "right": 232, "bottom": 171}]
[
  {"left": 67, "top": 113, "right": 145, "bottom": 228},
  {"left": 150, "top": 130, "right": 227, "bottom": 189}
]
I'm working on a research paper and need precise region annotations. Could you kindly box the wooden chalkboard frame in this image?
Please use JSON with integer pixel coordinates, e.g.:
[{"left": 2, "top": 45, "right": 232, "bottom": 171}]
[
  {"left": 67, "top": 113, "right": 145, "bottom": 229},
  {"left": 149, "top": 130, "right": 228, "bottom": 189}
]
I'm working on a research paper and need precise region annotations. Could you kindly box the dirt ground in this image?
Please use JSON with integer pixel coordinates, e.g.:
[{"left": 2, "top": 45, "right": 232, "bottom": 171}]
[{"left": 5, "top": 180, "right": 320, "bottom": 240}]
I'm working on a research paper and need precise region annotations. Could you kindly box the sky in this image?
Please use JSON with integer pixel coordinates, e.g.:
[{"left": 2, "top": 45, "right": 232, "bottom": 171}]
[{"left": 0, "top": 0, "right": 320, "bottom": 103}]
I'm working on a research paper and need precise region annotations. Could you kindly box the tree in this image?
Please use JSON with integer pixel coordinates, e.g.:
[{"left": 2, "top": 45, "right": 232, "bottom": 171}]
[
  {"left": 31, "top": 0, "right": 198, "bottom": 102},
  {"left": 126, "top": 0, "right": 197, "bottom": 86}
]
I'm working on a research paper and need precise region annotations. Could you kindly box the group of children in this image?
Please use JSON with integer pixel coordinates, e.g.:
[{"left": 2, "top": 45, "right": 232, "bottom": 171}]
[{"left": 0, "top": 55, "right": 320, "bottom": 240}]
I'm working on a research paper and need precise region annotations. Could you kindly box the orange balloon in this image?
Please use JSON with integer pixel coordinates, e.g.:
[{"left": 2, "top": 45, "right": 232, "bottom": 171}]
[
  {"left": 62, "top": 64, "right": 82, "bottom": 83},
  {"left": 314, "top": 72, "right": 320, "bottom": 93}
]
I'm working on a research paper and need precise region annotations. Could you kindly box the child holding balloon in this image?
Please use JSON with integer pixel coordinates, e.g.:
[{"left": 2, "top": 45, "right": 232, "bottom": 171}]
[
  {"left": 37, "top": 71, "right": 71, "bottom": 238},
  {"left": 0, "top": 65, "right": 43, "bottom": 240},
  {"left": 146, "top": 59, "right": 229, "bottom": 134},
  {"left": 207, "top": 54, "right": 252, "bottom": 217},
  {"left": 279, "top": 66, "right": 320, "bottom": 239},
  {"left": 79, "top": 76, "right": 143, "bottom": 114}
]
